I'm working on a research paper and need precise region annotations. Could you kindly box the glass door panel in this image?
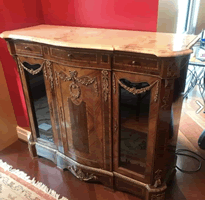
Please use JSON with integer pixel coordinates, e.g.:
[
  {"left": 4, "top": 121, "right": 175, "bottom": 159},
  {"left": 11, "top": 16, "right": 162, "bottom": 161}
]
[
  {"left": 119, "top": 79, "right": 150, "bottom": 175},
  {"left": 24, "top": 62, "right": 54, "bottom": 142}
]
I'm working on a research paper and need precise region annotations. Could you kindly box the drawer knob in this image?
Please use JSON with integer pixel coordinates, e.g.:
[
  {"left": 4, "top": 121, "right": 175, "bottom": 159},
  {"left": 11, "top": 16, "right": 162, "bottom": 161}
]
[
  {"left": 24, "top": 46, "right": 32, "bottom": 51},
  {"left": 132, "top": 61, "right": 141, "bottom": 65},
  {"left": 67, "top": 54, "right": 72, "bottom": 58}
]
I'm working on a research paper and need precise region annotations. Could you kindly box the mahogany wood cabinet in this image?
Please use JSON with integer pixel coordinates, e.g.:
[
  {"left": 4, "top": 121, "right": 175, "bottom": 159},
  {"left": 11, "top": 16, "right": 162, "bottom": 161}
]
[{"left": 1, "top": 25, "right": 198, "bottom": 200}]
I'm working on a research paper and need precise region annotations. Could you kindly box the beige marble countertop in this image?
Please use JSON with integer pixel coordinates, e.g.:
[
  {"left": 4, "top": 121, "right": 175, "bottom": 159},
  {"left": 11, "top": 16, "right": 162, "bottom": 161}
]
[{"left": 0, "top": 25, "right": 199, "bottom": 57}]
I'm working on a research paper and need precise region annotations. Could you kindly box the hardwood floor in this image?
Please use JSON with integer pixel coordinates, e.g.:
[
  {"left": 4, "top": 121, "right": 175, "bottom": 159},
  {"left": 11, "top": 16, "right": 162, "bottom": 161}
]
[{"left": 0, "top": 87, "right": 205, "bottom": 200}]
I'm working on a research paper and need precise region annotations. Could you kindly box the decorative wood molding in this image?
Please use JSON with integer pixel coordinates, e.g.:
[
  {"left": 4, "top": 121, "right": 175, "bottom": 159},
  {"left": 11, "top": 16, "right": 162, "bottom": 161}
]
[
  {"left": 154, "top": 80, "right": 160, "bottom": 102},
  {"left": 118, "top": 79, "right": 159, "bottom": 102},
  {"left": 55, "top": 71, "right": 59, "bottom": 86},
  {"left": 17, "top": 57, "right": 45, "bottom": 75},
  {"left": 14, "top": 56, "right": 23, "bottom": 75},
  {"left": 43, "top": 63, "right": 48, "bottom": 80},
  {"left": 153, "top": 169, "right": 162, "bottom": 188},
  {"left": 27, "top": 132, "right": 37, "bottom": 159},
  {"left": 161, "top": 79, "right": 174, "bottom": 110},
  {"left": 102, "top": 70, "right": 109, "bottom": 101},
  {"left": 59, "top": 106, "right": 64, "bottom": 122},
  {"left": 67, "top": 166, "right": 97, "bottom": 181},
  {"left": 56, "top": 70, "right": 98, "bottom": 104},
  {"left": 49, "top": 102, "right": 53, "bottom": 116},
  {"left": 46, "top": 60, "right": 54, "bottom": 91},
  {"left": 113, "top": 73, "right": 116, "bottom": 94},
  {"left": 114, "top": 118, "right": 118, "bottom": 132},
  {"left": 16, "top": 126, "right": 30, "bottom": 142},
  {"left": 151, "top": 192, "right": 165, "bottom": 200},
  {"left": 164, "top": 59, "right": 178, "bottom": 78}
]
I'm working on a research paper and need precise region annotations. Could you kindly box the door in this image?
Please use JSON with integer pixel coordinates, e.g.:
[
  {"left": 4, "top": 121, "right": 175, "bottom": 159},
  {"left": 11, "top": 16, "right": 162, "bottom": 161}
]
[
  {"left": 113, "top": 71, "right": 160, "bottom": 183},
  {"left": 53, "top": 63, "right": 110, "bottom": 169},
  {"left": 15, "top": 56, "right": 60, "bottom": 149}
]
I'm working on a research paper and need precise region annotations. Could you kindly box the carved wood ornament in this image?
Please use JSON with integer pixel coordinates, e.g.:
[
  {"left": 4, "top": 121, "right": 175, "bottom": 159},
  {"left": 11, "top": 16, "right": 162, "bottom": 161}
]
[
  {"left": 117, "top": 78, "right": 160, "bottom": 102},
  {"left": 68, "top": 166, "right": 97, "bottom": 181},
  {"left": 154, "top": 169, "right": 162, "bottom": 188},
  {"left": 17, "top": 57, "right": 45, "bottom": 75},
  {"left": 56, "top": 70, "right": 98, "bottom": 105},
  {"left": 151, "top": 192, "right": 165, "bottom": 200},
  {"left": 102, "top": 70, "right": 109, "bottom": 102},
  {"left": 161, "top": 79, "right": 174, "bottom": 110},
  {"left": 165, "top": 59, "right": 178, "bottom": 78},
  {"left": 45, "top": 60, "right": 54, "bottom": 91},
  {"left": 113, "top": 73, "right": 116, "bottom": 94}
]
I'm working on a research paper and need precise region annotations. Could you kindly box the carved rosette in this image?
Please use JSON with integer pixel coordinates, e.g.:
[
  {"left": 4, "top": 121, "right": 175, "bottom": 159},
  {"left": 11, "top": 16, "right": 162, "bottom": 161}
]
[
  {"left": 68, "top": 166, "right": 97, "bottom": 181},
  {"left": 151, "top": 192, "right": 165, "bottom": 200},
  {"left": 102, "top": 70, "right": 109, "bottom": 102},
  {"left": 56, "top": 70, "right": 98, "bottom": 105}
]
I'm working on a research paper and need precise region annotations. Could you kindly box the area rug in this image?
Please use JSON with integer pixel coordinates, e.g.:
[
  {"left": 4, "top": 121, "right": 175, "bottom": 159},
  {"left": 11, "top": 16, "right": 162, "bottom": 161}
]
[{"left": 0, "top": 159, "right": 68, "bottom": 200}]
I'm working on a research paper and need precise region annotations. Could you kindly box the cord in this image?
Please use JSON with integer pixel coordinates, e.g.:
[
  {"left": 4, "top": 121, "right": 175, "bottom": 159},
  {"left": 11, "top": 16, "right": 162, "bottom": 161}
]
[{"left": 175, "top": 149, "right": 205, "bottom": 173}]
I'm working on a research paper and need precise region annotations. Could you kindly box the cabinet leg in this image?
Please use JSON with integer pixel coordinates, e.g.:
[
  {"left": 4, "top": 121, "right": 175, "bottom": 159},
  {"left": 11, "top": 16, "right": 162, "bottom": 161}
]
[
  {"left": 145, "top": 184, "right": 167, "bottom": 200},
  {"left": 27, "top": 132, "right": 37, "bottom": 158}
]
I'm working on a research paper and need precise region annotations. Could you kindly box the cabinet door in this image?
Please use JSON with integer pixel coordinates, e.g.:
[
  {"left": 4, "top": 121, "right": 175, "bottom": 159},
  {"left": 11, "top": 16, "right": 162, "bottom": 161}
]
[
  {"left": 113, "top": 71, "right": 160, "bottom": 183},
  {"left": 54, "top": 63, "right": 110, "bottom": 169},
  {"left": 15, "top": 56, "right": 60, "bottom": 148}
]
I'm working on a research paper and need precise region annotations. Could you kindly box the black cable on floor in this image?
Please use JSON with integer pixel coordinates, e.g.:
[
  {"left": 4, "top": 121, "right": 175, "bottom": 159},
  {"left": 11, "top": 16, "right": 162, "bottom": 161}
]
[{"left": 175, "top": 149, "right": 205, "bottom": 173}]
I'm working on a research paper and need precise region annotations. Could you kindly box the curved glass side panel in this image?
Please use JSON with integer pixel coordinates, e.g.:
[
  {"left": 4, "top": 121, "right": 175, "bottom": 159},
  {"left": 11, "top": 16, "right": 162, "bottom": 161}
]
[
  {"left": 24, "top": 62, "right": 54, "bottom": 142},
  {"left": 119, "top": 79, "right": 150, "bottom": 175}
]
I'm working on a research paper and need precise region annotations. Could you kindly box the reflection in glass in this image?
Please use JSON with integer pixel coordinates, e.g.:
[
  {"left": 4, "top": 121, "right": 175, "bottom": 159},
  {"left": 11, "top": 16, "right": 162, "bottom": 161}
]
[
  {"left": 119, "top": 79, "right": 150, "bottom": 175},
  {"left": 24, "top": 62, "right": 53, "bottom": 142}
]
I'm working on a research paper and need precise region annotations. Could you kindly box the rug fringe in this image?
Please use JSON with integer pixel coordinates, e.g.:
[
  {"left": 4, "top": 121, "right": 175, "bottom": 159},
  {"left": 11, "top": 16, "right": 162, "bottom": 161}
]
[{"left": 0, "top": 159, "right": 68, "bottom": 200}]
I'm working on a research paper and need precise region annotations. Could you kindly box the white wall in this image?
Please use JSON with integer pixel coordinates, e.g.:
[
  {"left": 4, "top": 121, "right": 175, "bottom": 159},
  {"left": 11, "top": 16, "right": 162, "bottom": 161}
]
[
  {"left": 157, "top": 0, "right": 178, "bottom": 33},
  {"left": 157, "top": 0, "right": 204, "bottom": 34},
  {"left": 195, "top": 0, "right": 205, "bottom": 34}
]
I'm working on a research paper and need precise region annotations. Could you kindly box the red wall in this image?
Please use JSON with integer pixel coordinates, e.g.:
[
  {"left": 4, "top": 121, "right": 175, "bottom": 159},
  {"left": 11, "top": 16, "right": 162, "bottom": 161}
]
[
  {"left": 1, "top": 0, "right": 159, "bottom": 128},
  {"left": 41, "top": 0, "right": 158, "bottom": 31},
  {"left": 0, "top": 0, "right": 44, "bottom": 127}
]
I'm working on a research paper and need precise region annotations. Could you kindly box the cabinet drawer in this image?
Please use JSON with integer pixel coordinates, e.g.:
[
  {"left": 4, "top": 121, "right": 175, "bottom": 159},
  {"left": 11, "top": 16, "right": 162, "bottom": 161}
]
[
  {"left": 14, "top": 42, "right": 43, "bottom": 56},
  {"left": 50, "top": 48, "right": 97, "bottom": 64},
  {"left": 114, "top": 54, "right": 159, "bottom": 71}
]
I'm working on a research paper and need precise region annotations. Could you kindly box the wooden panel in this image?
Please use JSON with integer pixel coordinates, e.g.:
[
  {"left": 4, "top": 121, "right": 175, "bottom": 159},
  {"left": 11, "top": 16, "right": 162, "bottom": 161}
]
[
  {"left": 68, "top": 99, "right": 89, "bottom": 154},
  {"left": 114, "top": 54, "right": 158, "bottom": 69},
  {"left": 50, "top": 47, "right": 97, "bottom": 63},
  {"left": 14, "top": 42, "right": 43, "bottom": 56},
  {"left": 54, "top": 63, "right": 108, "bottom": 169},
  {"left": 114, "top": 174, "right": 145, "bottom": 199}
]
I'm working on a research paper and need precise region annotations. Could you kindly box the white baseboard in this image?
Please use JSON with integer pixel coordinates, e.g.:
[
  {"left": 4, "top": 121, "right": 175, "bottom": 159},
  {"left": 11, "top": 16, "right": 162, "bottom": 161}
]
[{"left": 16, "top": 126, "right": 31, "bottom": 142}]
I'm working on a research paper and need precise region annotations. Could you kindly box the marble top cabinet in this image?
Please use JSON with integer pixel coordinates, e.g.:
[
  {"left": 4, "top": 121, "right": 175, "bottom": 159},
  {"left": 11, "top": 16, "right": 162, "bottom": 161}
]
[{"left": 1, "top": 25, "right": 198, "bottom": 200}]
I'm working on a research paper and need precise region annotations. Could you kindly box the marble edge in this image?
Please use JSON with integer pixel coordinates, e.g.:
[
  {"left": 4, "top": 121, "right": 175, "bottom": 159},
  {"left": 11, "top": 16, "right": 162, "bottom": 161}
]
[
  {"left": 0, "top": 31, "right": 195, "bottom": 58},
  {"left": 0, "top": 33, "right": 114, "bottom": 51},
  {"left": 113, "top": 47, "right": 194, "bottom": 57}
]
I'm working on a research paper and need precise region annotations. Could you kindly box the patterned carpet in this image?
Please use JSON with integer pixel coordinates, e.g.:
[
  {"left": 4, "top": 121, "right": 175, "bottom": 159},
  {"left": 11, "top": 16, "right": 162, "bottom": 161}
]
[{"left": 0, "top": 159, "right": 68, "bottom": 200}]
